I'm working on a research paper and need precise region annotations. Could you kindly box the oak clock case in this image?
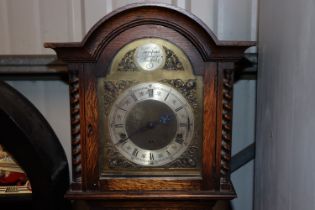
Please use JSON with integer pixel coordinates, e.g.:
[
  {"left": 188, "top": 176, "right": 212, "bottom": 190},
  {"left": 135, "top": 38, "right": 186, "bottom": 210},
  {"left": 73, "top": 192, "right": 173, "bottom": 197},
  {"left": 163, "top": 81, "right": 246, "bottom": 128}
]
[
  {"left": 99, "top": 38, "right": 203, "bottom": 177},
  {"left": 44, "top": 3, "right": 255, "bottom": 210}
]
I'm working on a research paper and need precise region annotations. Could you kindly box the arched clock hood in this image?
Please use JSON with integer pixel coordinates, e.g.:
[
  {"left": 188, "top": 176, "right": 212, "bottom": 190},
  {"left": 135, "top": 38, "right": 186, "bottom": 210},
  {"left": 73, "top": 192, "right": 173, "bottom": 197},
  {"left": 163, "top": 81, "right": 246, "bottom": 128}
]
[{"left": 44, "top": 3, "right": 254, "bottom": 62}]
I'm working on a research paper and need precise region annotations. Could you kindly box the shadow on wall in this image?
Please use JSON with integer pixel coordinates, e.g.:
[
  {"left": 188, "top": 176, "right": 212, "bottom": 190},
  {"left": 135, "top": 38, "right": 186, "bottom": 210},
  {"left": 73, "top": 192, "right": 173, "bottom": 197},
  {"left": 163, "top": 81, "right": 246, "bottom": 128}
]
[{"left": 213, "top": 200, "right": 232, "bottom": 210}]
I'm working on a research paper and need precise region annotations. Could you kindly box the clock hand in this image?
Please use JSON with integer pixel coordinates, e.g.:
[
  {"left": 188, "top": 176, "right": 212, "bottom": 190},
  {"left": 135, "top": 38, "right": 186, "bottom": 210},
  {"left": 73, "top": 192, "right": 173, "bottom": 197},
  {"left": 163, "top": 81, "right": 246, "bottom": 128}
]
[
  {"left": 115, "top": 114, "right": 173, "bottom": 146},
  {"left": 114, "top": 137, "right": 129, "bottom": 146},
  {"left": 115, "top": 121, "right": 159, "bottom": 146},
  {"left": 159, "top": 114, "right": 173, "bottom": 125}
]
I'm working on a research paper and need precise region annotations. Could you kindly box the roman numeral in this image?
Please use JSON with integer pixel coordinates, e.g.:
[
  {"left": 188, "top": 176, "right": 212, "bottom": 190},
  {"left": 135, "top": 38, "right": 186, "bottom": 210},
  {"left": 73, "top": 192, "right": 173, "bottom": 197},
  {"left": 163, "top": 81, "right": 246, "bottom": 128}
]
[
  {"left": 130, "top": 92, "right": 138, "bottom": 101},
  {"left": 113, "top": 124, "right": 124, "bottom": 128},
  {"left": 175, "top": 134, "right": 184, "bottom": 144},
  {"left": 179, "top": 122, "right": 187, "bottom": 127},
  {"left": 179, "top": 118, "right": 193, "bottom": 131},
  {"left": 175, "top": 138, "right": 184, "bottom": 144},
  {"left": 187, "top": 117, "right": 192, "bottom": 131},
  {"left": 132, "top": 148, "right": 139, "bottom": 157},
  {"left": 150, "top": 153, "right": 154, "bottom": 160},
  {"left": 175, "top": 106, "right": 184, "bottom": 112},
  {"left": 148, "top": 89, "right": 154, "bottom": 97},
  {"left": 115, "top": 138, "right": 128, "bottom": 146},
  {"left": 116, "top": 106, "right": 127, "bottom": 112},
  {"left": 164, "top": 92, "right": 170, "bottom": 101}
]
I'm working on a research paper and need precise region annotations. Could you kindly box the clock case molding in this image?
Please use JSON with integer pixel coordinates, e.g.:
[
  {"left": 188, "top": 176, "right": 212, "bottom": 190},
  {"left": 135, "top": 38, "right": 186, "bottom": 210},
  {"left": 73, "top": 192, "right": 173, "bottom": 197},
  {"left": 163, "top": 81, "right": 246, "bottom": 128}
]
[{"left": 45, "top": 3, "right": 255, "bottom": 208}]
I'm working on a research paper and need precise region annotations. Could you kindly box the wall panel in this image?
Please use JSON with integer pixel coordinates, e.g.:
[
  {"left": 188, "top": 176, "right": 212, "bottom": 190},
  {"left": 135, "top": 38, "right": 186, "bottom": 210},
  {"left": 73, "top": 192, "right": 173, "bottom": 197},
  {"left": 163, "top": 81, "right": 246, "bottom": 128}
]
[
  {"left": 5, "top": 0, "right": 42, "bottom": 54},
  {"left": 217, "top": 0, "right": 253, "bottom": 41},
  {"left": 0, "top": 0, "right": 10, "bottom": 54},
  {"left": 190, "top": 0, "right": 218, "bottom": 35},
  {"left": 255, "top": 0, "right": 315, "bottom": 209},
  {"left": 232, "top": 80, "right": 256, "bottom": 210},
  {"left": 83, "top": 0, "right": 112, "bottom": 34},
  {"left": 38, "top": 0, "right": 83, "bottom": 54},
  {"left": 0, "top": 0, "right": 257, "bottom": 53}
]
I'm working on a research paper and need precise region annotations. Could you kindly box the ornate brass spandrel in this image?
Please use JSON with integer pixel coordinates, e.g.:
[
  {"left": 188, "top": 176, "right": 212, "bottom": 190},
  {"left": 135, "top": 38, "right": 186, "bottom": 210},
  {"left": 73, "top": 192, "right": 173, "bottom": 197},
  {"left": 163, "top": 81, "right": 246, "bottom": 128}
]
[
  {"left": 220, "top": 68, "right": 234, "bottom": 191},
  {"left": 159, "top": 79, "right": 199, "bottom": 110},
  {"left": 162, "top": 46, "right": 184, "bottom": 71},
  {"left": 102, "top": 80, "right": 137, "bottom": 116},
  {"left": 117, "top": 49, "right": 138, "bottom": 71}
]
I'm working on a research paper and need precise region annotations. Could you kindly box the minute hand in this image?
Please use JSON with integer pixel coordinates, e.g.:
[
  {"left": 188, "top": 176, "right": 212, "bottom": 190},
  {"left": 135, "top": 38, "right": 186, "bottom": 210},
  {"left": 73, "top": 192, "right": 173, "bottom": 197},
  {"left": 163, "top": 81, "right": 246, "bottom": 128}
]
[{"left": 114, "top": 121, "right": 160, "bottom": 146}]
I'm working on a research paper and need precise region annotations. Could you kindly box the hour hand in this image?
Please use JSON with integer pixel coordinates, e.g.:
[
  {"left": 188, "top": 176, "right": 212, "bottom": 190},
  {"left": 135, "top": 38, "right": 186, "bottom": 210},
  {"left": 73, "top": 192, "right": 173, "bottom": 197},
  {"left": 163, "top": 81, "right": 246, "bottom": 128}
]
[
  {"left": 115, "top": 124, "right": 151, "bottom": 146},
  {"left": 115, "top": 136, "right": 129, "bottom": 146}
]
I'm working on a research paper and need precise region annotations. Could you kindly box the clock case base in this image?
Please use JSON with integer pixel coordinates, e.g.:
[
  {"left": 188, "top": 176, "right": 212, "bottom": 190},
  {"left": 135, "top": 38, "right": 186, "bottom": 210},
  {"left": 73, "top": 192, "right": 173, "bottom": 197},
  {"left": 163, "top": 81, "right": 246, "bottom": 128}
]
[{"left": 67, "top": 190, "right": 235, "bottom": 210}]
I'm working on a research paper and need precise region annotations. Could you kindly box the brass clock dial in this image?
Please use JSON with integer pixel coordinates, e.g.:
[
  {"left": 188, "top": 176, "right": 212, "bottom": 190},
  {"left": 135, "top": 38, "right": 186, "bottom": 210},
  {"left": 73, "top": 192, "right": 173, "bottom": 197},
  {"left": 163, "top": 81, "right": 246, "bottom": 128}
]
[{"left": 108, "top": 82, "right": 194, "bottom": 166}]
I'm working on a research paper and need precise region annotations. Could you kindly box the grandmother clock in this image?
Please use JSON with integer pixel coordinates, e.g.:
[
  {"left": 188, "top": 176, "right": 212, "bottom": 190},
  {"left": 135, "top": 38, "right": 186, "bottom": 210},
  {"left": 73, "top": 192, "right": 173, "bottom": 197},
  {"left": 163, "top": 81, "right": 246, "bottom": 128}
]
[{"left": 45, "top": 3, "right": 254, "bottom": 210}]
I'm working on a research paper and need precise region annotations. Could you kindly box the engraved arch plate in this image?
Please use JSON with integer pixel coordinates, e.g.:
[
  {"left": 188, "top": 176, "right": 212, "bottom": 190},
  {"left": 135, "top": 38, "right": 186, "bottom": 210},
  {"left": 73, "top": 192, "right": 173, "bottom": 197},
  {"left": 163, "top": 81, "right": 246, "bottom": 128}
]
[
  {"left": 110, "top": 38, "right": 191, "bottom": 76},
  {"left": 134, "top": 43, "right": 165, "bottom": 71}
]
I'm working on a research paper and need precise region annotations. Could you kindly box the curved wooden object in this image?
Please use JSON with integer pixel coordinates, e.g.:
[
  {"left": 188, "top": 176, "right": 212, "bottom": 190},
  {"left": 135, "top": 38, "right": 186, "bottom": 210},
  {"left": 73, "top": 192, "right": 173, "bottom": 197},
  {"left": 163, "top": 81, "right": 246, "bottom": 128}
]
[
  {"left": 0, "top": 81, "right": 69, "bottom": 210},
  {"left": 45, "top": 3, "right": 254, "bottom": 62}
]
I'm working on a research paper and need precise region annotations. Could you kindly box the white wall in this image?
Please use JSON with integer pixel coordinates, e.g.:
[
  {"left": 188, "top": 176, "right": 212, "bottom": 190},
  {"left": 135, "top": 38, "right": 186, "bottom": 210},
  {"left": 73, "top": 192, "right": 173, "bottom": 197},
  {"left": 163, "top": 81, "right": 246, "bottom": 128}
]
[
  {"left": 0, "top": 1, "right": 257, "bottom": 209},
  {"left": 232, "top": 80, "right": 256, "bottom": 210},
  {"left": 255, "top": 0, "right": 315, "bottom": 209}
]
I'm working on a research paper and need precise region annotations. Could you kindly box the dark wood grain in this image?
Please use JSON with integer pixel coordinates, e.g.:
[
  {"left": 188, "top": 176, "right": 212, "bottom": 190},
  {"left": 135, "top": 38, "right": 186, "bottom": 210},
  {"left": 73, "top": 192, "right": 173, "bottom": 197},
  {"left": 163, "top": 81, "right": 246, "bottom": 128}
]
[
  {"left": 66, "top": 191, "right": 235, "bottom": 200},
  {"left": 202, "top": 62, "right": 218, "bottom": 190},
  {"left": 88, "top": 200, "right": 216, "bottom": 210},
  {"left": 101, "top": 179, "right": 201, "bottom": 191},
  {"left": 82, "top": 63, "right": 100, "bottom": 191}
]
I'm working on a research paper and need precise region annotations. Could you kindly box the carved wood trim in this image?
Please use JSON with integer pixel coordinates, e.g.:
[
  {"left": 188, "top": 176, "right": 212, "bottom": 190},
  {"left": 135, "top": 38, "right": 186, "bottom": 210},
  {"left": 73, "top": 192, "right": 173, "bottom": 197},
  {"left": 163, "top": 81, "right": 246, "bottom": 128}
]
[
  {"left": 69, "top": 67, "right": 82, "bottom": 185},
  {"left": 217, "top": 63, "right": 234, "bottom": 192}
]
